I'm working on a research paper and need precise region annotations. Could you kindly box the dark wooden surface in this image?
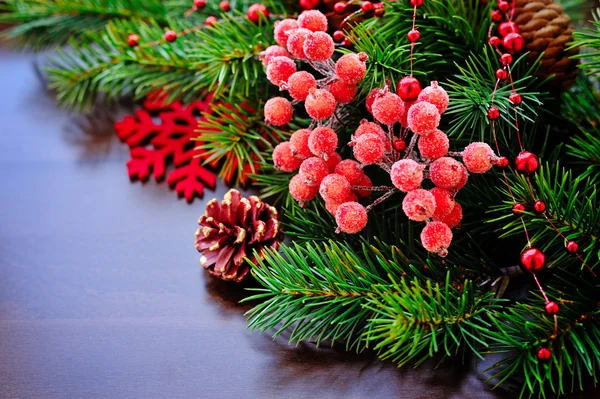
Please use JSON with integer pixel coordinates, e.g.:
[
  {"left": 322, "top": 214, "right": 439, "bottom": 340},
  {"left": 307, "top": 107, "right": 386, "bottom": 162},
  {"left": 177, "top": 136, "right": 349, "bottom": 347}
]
[{"left": 0, "top": 46, "right": 597, "bottom": 399}]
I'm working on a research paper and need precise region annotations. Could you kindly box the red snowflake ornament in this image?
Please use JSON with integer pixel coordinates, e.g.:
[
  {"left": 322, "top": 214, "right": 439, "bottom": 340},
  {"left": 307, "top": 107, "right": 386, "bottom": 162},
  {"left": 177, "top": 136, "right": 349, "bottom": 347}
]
[{"left": 114, "top": 94, "right": 217, "bottom": 202}]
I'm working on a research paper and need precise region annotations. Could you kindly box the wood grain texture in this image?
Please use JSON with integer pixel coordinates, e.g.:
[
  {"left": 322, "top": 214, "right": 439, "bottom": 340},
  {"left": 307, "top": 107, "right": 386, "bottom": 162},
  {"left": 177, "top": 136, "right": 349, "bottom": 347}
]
[{"left": 0, "top": 45, "right": 597, "bottom": 399}]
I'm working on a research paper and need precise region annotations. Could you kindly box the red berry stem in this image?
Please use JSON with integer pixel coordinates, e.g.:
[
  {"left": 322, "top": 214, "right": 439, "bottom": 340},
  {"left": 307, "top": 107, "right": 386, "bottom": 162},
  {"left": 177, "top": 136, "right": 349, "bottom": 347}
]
[
  {"left": 351, "top": 185, "right": 394, "bottom": 192},
  {"left": 409, "top": 5, "right": 418, "bottom": 76},
  {"left": 364, "top": 188, "right": 397, "bottom": 213}
]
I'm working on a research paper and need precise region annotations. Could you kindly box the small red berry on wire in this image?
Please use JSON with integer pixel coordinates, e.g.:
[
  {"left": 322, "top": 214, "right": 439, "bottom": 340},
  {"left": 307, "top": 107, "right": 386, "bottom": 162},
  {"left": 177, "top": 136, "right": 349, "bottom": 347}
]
[
  {"left": 397, "top": 76, "right": 421, "bottom": 101},
  {"left": 489, "top": 36, "right": 501, "bottom": 47},
  {"left": 407, "top": 29, "right": 421, "bottom": 43},
  {"left": 497, "top": 1, "right": 510, "bottom": 12},
  {"left": 503, "top": 32, "right": 525, "bottom": 53},
  {"left": 247, "top": 3, "right": 269, "bottom": 24},
  {"left": 515, "top": 151, "right": 539, "bottom": 175},
  {"left": 332, "top": 30, "right": 345, "bottom": 43},
  {"left": 521, "top": 247, "right": 546, "bottom": 273},
  {"left": 498, "top": 21, "right": 519, "bottom": 37},
  {"left": 194, "top": 0, "right": 207, "bottom": 9},
  {"left": 334, "top": 2, "right": 347, "bottom": 13},
  {"left": 534, "top": 200, "right": 546, "bottom": 214},
  {"left": 361, "top": 1, "right": 374, "bottom": 13},
  {"left": 410, "top": 0, "right": 424, "bottom": 7},
  {"left": 220, "top": 1, "right": 231, "bottom": 11},
  {"left": 299, "top": 0, "right": 319, "bottom": 9},
  {"left": 537, "top": 348, "right": 551, "bottom": 361},
  {"left": 509, "top": 92, "right": 522, "bottom": 105},
  {"left": 374, "top": 2, "right": 385, "bottom": 17},
  {"left": 164, "top": 30, "right": 177, "bottom": 42},
  {"left": 495, "top": 68, "right": 508, "bottom": 81},
  {"left": 513, "top": 203, "right": 525, "bottom": 215},
  {"left": 393, "top": 139, "right": 407, "bottom": 152},
  {"left": 493, "top": 156, "right": 509, "bottom": 169},
  {"left": 127, "top": 34, "right": 139, "bottom": 47},
  {"left": 491, "top": 10, "right": 503, "bottom": 22},
  {"left": 545, "top": 301, "right": 560, "bottom": 315},
  {"left": 488, "top": 106, "right": 500, "bottom": 120},
  {"left": 566, "top": 240, "right": 579, "bottom": 253},
  {"left": 500, "top": 53, "right": 513, "bottom": 65}
]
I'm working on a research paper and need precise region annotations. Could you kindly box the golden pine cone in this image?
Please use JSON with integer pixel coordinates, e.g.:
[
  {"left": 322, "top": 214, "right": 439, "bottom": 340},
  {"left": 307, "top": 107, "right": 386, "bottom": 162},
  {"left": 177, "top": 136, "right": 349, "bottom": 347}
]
[{"left": 513, "top": 0, "right": 580, "bottom": 91}]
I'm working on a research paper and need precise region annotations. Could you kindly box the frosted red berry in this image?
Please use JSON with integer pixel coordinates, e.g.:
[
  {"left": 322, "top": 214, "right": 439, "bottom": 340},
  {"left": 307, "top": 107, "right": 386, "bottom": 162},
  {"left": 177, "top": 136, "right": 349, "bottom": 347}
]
[
  {"left": 407, "top": 29, "right": 420, "bottom": 43},
  {"left": 247, "top": 3, "right": 269, "bottom": 24},
  {"left": 334, "top": 2, "right": 347, "bottom": 13},
  {"left": 320, "top": 173, "right": 352, "bottom": 203},
  {"left": 205, "top": 16, "right": 218, "bottom": 26},
  {"left": 305, "top": 89, "right": 337, "bottom": 121},
  {"left": 463, "top": 142, "right": 494, "bottom": 173},
  {"left": 326, "top": 152, "right": 342, "bottom": 172},
  {"left": 128, "top": 34, "right": 140, "bottom": 47},
  {"left": 266, "top": 55, "right": 297, "bottom": 86},
  {"left": 503, "top": 32, "right": 525, "bottom": 53},
  {"left": 534, "top": 200, "right": 546, "bottom": 213},
  {"left": 297, "top": 10, "right": 328, "bottom": 32},
  {"left": 355, "top": 120, "right": 386, "bottom": 140},
  {"left": 164, "top": 30, "right": 177, "bottom": 42},
  {"left": 328, "top": 80, "right": 358, "bottom": 104},
  {"left": 287, "top": 28, "right": 312, "bottom": 58},
  {"left": 336, "top": 202, "right": 368, "bottom": 234},
  {"left": 566, "top": 240, "right": 579, "bottom": 253},
  {"left": 332, "top": 30, "right": 345, "bottom": 43},
  {"left": 308, "top": 126, "right": 338, "bottom": 158},
  {"left": 430, "top": 157, "right": 468, "bottom": 190},
  {"left": 515, "top": 151, "right": 539, "bottom": 174},
  {"left": 220, "top": 1, "right": 231, "bottom": 11},
  {"left": 353, "top": 133, "right": 385, "bottom": 165},
  {"left": 287, "top": 71, "right": 317, "bottom": 101},
  {"left": 509, "top": 92, "right": 522, "bottom": 105},
  {"left": 365, "top": 88, "right": 381, "bottom": 114},
  {"left": 436, "top": 201, "right": 462, "bottom": 228},
  {"left": 289, "top": 173, "right": 319, "bottom": 202},
  {"left": 430, "top": 188, "right": 455, "bottom": 219},
  {"left": 545, "top": 301, "right": 560, "bottom": 315},
  {"left": 335, "top": 53, "right": 368, "bottom": 84},
  {"left": 513, "top": 203, "right": 525, "bottom": 215},
  {"left": 521, "top": 247, "right": 545, "bottom": 272},
  {"left": 403, "top": 189, "right": 436, "bottom": 222},
  {"left": 273, "top": 141, "right": 302, "bottom": 172},
  {"left": 391, "top": 159, "right": 424, "bottom": 192},
  {"left": 264, "top": 97, "right": 293, "bottom": 126},
  {"left": 397, "top": 77, "right": 421, "bottom": 102},
  {"left": 418, "top": 128, "right": 449, "bottom": 160},
  {"left": 289, "top": 128, "right": 313, "bottom": 159},
  {"left": 335, "top": 159, "right": 364, "bottom": 185},
  {"left": 299, "top": 157, "right": 329, "bottom": 186},
  {"left": 420, "top": 221, "right": 453, "bottom": 256},
  {"left": 353, "top": 174, "right": 373, "bottom": 197},
  {"left": 408, "top": 101, "right": 440, "bottom": 135},
  {"left": 304, "top": 31, "right": 335, "bottom": 61},
  {"left": 537, "top": 348, "right": 551, "bottom": 361},
  {"left": 417, "top": 81, "right": 449, "bottom": 114},
  {"left": 259, "top": 45, "right": 290, "bottom": 67},
  {"left": 372, "top": 92, "right": 405, "bottom": 125},
  {"left": 488, "top": 106, "right": 500, "bottom": 120},
  {"left": 274, "top": 19, "right": 299, "bottom": 47}
]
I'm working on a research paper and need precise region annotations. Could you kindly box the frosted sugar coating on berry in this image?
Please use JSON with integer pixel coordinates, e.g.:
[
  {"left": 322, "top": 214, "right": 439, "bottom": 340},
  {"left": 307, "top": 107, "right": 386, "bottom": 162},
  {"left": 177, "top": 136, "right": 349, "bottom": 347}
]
[
  {"left": 400, "top": 100, "right": 415, "bottom": 127},
  {"left": 372, "top": 92, "right": 405, "bottom": 125},
  {"left": 273, "top": 141, "right": 302, "bottom": 172},
  {"left": 305, "top": 89, "right": 336, "bottom": 121},
  {"left": 353, "top": 174, "right": 372, "bottom": 197},
  {"left": 326, "top": 152, "right": 342, "bottom": 172},
  {"left": 335, "top": 202, "right": 368, "bottom": 234},
  {"left": 274, "top": 19, "right": 298, "bottom": 47},
  {"left": 308, "top": 126, "right": 338, "bottom": 157},
  {"left": 319, "top": 173, "right": 352, "bottom": 203},
  {"left": 355, "top": 120, "right": 386, "bottom": 139},
  {"left": 353, "top": 133, "right": 385, "bottom": 165},
  {"left": 304, "top": 31, "right": 334, "bottom": 61},
  {"left": 420, "top": 221, "right": 453, "bottom": 256},
  {"left": 328, "top": 80, "right": 357, "bottom": 104},
  {"left": 335, "top": 159, "right": 364, "bottom": 185},
  {"left": 463, "top": 142, "right": 494, "bottom": 173},
  {"left": 287, "top": 71, "right": 317, "bottom": 101},
  {"left": 335, "top": 53, "right": 367, "bottom": 84},
  {"left": 365, "top": 88, "right": 382, "bottom": 114},
  {"left": 418, "top": 129, "right": 449, "bottom": 160},
  {"left": 266, "top": 56, "right": 296, "bottom": 87},
  {"left": 417, "top": 81, "right": 449, "bottom": 114},
  {"left": 430, "top": 187, "right": 455, "bottom": 219},
  {"left": 435, "top": 201, "right": 462, "bottom": 228},
  {"left": 391, "top": 159, "right": 424, "bottom": 192},
  {"left": 289, "top": 173, "right": 319, "bottom": 202},
  {"left": 287, "top": 28, "right": 311, "bottom": 58},
  {"left": 289, "top": 128, "right": 313, "bottom": 159},
  {"left": 407, "top": 101, "right": 440, "bottom": 135},
  {"left": 297, "top": 10, "right": 328, "bottom": 32},
  {"left": 264, "top": 97, "right": 293, "bottom": 126},
  {"left": 402, "top": 189, "right": 436, "bottom": 222},
  {"left": 299, "top": 157, "right": 329, "bottom": 186},
  {"left": 325, "top": 200, "right": 342, "bottom": 215},
  {"left": 259, "top": 45, "right": 290, "bottom": 67},
  {"left": 429, "top": 157, "right": 468, "bottom": 190}
]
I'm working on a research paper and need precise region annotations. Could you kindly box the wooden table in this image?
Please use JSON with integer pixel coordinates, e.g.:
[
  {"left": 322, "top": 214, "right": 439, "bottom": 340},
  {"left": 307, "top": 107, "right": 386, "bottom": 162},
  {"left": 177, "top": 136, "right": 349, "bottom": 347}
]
[{"left": 0, "top": 45, "right": 597, "bottom": 399}]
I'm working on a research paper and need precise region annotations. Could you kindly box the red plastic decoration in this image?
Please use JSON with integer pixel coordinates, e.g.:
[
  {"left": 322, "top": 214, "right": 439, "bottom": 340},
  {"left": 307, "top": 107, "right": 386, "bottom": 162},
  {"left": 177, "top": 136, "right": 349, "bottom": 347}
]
[
  {"left": 521, "top": 247, "right": 546, "bottom": 272},
  {"left": 537, "top": 348, "right": 551, "bottom": 361},
  {"left": 515, "top": 151, "right": 539, "bottom": 174},
  {"left": 503, "top": 33, "right": 525, "bottom": 53},
  {"left": 513, "top": 203, "right": 525, "bottom": 215},
  {"left": 534, "top": 200, "right": 546, "bottom": 213},
  {"left": 545, "top": 301, "right": 560, "bottom": 315},
  {"left": 566, "top": 240, "right": 579, "bottom": 253}
]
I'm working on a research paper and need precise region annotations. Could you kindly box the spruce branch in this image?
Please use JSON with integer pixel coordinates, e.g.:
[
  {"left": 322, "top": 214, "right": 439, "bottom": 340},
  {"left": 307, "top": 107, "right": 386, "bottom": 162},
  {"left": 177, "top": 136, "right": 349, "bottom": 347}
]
[{"left": 570, "top": 8, "right": 600, "bottom": 76}]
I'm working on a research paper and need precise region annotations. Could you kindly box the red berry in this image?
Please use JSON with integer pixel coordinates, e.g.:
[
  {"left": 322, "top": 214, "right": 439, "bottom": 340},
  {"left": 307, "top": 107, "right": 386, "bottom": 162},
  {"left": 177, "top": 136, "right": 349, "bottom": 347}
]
[
  {"left": 498, "top": 21, "right": 519, "bottom": 37},
  {"left": 503, "top": 32, "right": 524, "bottom": 53},
  {"left": 353, "top": 133, "right": 385, "bottom": 165},
  {"left": 287, "top": 71, "right": 317, "bottom": 101},
  {"left": 326, "top": 152, "right": 342, "bottom": 172},
  {"left": 493, "top": 156, "right": 509, "bottom": 168},
  {"left": 305, "top": 89, "right": 337, "bottom": 121},
  {"left": 374, "top": 2, "right": 385, "bottom": 17},
  {"left": 342, "top": 38, "right": 352, "bottom": 47},
  {"left": 273, "top": 141, "right": 302, "bottom": 172},
  {"left": 220, "top": 1, "right": 231, "bottom": 11},
  {"left": 488, "top": 106, "right": 500, "bottom": 120},
  {"left": 391, "top": 159, "right": 425, "bottom": 192},
  {"left": 299, "top": 157, "right": 329, "bottom": 186},
  {"left": 489, "top": 36, "right": 501, "bottom": 47},
  {"left": 274, "top": 19, "right": 299, "bottom": 47},
  {"left": 259, "top": 46, "right": 290, "bottom": 67},
  {"left": 537, "top": 348, "right": 551, "bottom": 361},
  {"left": 491, "top": 10, "right": 503, "bottom": 22},
  {"left": 397, "top": 76, "right": 422, "bottom": 102},
  {"left": 194, "top": 0, "right": 207, "bottom": 8},
  {"left": 366, "top": 88, "right": 382, "bottom": 113},
  {"left": 289, "top": 173, "right": 319, "bottom": 202},
  {"left": 247, "top": 3, "right": 269, "bottom": 24},
  {"left": 164, "top": 30, "right": 177, "bottom": 42},
  {"left": 353, "top": 174, "right": 373, "bottom": 197},
  {"left": 515, "top": 151, "right": 539, "bottom": 174},
  {"left": 509, "top": 92, "right": 522, "bottom": 105},
  {"left": 361, "top": 1, "right": 374, "bottom": 13},
  {"left": 264, "top": 97, "right": 293, "bottom": 126},
  {"left": 430, "top": 188, "right": 455, "bottom": 219},
  {"left": 205, "top": 16, "right": 218, "bottom": 26},
  {"left": 512, "top": 203, "right": 525, "bottom": 215},
  {"left": 410, "top": 0, "right": 424, "bottom": 6},
  {"left": 435, "top": 201, "right": 462, "bottom": 228},
  {"left": 299, "top": 0, "right": 319, "bottom": 9},
  {"left": 304, "top": 31, "right": 335, "bottom": 61},
  {"left": 308, "top": 126, "right": 338, "bottom": 157},
  {"left": 545, "top": 301, "right": 560, "bottom": 315},
  {"left": 417, "top": 81, "right": 449, "bottom": 114},
  {"left": 496, "top": 68, "right": 508, "bottom": 81},
  {"left": 418, "top": 128, "right": 449, "bottom": 160},
  {"left": 430, "top": 157, "right": 468, "bottom": 190},
  {"left": 328, "top": 80, "right": 358, "bottom": 104},
  {"left": 407, "top": 29, "right": 420, "bottom": 43},
  {"left": 498, "top": 1, "right": 510, "bottom": 12},
  {"left": 566, "top": 240, "right": 579, "bottom": 253},
  {"left": 393, "top": 139, "right": 407, "bottom": 152},
  {"left": 400, "top": 100, "right": 415, "bottom": 127},
  {"left": 403, "top": 189, "right": 436, "bottom": 222},
  {"left": 127, "top": 34, "right": 140, "bottom": 47},
  {"left": 320, "top": 174, "right": 352, "bottom": 203},
  {"left": 298, "top": 10, "right": 328, "bottom": 32},
  {"left": 335, "top": 159, "right": 364, "bottom": 185},
  {"left": 521, "top": 247, "right": 545, "bottom": 272},
  {"left": 334, "top": 2, "right": 347, "bottom": 13},
  {"left": 420, "top": 221, "right": 453, "bottom": 257},
  {"left": 372, "top": 92, "right": 405, "bottom": 125},
  {"left": 500, "top": 53, "right": 513, "bottom": 65},
  {"left": 408, "top": 101, "right": 440, "bottom": 135},
  {"left": 266, "top": 56, "right": 297, "bottom": 87},
  {"left": 534, "top": 200, "right": 546, "bottom": 213},
  {"left": 354, "top": 120, "right": 386, "bottom": 140},
  {"left": 286, "top": 28, "right": 311, "bottom": 59},
  {"left": 335, "top": 53, "right": 368, "bottom": 84},
  {"left": 289, "top": 128, "right": 313, "bottom": 159},
  {"left": 336, "top": 202, "right": 368, "bottom": 234},
  {"left": 463, "top": 142, "right": 494, "bottom": 173}
]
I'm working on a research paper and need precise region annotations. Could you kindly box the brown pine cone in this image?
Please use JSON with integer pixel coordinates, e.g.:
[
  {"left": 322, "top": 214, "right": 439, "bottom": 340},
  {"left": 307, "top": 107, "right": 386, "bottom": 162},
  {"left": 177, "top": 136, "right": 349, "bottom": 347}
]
[
  {"left": 513, "top": 0, "right": 579, "bottom": 91},
  {"left": 194, "top": 189, "right": 281, "bottom": 282}
]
